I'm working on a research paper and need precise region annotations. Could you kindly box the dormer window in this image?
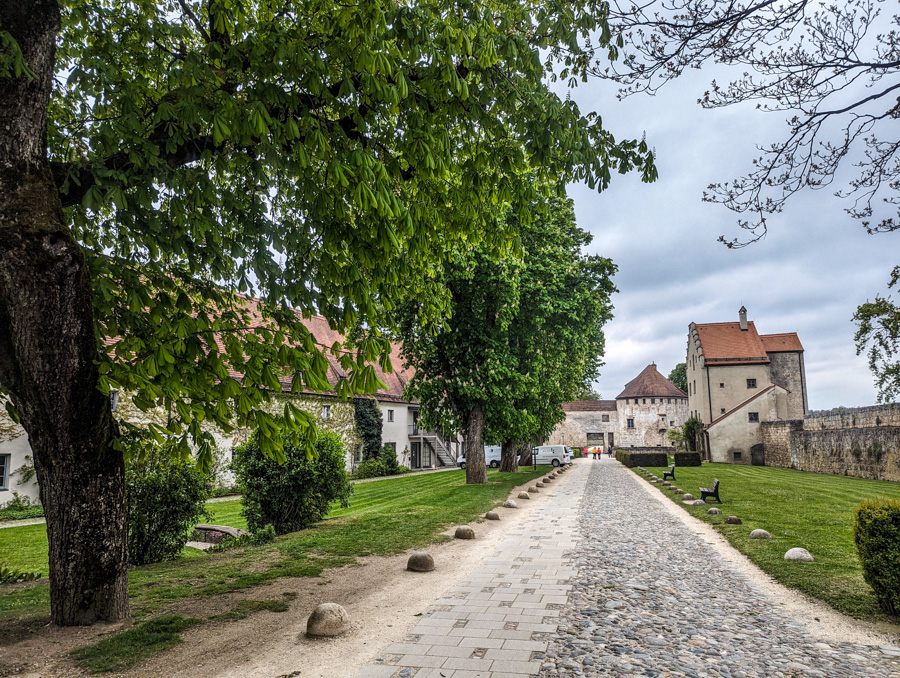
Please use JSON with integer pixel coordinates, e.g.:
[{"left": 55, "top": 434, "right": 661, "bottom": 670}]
[{"left": 321, "top": 405, "right": 331, "bottom": 420}]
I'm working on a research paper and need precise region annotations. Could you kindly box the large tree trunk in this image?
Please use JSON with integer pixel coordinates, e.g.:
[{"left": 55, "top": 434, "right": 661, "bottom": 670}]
[
  {"left": 517, "top": 439, "right": 534, "bottom": 467},
  {"left": 499, "top": 438, "right": 518, "bottom": 472},
  {"left": 462, "top": 403, "right": 487, "bottom": 484},
  {"left": 0, "top": 0, "right": 130, "bottom": 625}
]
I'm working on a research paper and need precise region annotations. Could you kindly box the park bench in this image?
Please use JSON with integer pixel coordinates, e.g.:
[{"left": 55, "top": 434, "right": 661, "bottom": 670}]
[
  {"left": 699, "top": 479, "right": 721, "bottom": 504},
  {"left": 662, "top": 465, "right": 676, "bottom": 482}
]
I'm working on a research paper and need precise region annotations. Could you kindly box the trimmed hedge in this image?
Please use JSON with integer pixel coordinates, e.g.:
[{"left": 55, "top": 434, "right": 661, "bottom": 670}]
[
  {"left": 615, "top": 451, "right": 669, "bottom": 468},
  {"left": 854, "top": 499, "right": 900, "bottom": 616},
  {"left": 674, "top": 452, "right": 702, "bottom": 467}
]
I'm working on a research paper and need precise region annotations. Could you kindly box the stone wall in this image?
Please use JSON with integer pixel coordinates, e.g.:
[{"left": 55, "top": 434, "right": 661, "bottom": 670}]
[{"left": 761, "top": 405, "right": 900, "bottom": 481}]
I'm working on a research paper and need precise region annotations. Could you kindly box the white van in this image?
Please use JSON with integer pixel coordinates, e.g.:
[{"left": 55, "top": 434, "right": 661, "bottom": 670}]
[
  {"left": 531, "top": 445, "right": 571, "bottom": 467},
  {"left": 456, "top": 445, "right": 502, "bottom": 469}
]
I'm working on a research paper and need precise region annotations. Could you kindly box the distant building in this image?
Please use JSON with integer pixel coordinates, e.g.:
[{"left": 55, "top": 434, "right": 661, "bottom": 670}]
[
  {"left": 686, "top": 306, "right": 808, "bottom": 464},
  {"left": 548, "top": 364, "right": 688, "bottom": 450}
]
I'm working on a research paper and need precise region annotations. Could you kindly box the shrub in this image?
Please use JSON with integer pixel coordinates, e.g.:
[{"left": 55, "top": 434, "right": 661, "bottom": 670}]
[
  {"left": 0, "top": 562, "right": 41, "bottom": 584},
  {"left": 854, "top": 499, "right": 900, "bottom": 616},
  {"left": 126, "top": 442, "right": 211, "bottom": 566},
  {"left": 234, "top": 430, "right": 353, "bottom": 535},
  {"left": 378, "top": 443, "right": 400, "bottom": 476},
  {"left": 353, "top": 458, "right": 386, "bottom": 479},
  {"left": 0, "top": 492, "right": 44, "bottom": 521},
  {"left": 674, "top": 452, "right": 702, "bottom": 467}
]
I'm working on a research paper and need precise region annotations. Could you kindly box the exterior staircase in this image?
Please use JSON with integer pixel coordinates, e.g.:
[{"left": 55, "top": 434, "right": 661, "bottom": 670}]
[{"left": 422, "top": 432, "right": 456, "bottom": 467}]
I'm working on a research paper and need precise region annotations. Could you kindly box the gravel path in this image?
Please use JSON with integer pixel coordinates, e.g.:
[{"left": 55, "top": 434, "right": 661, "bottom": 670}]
[{"left": 541, "top": 459, "right": 900, "bottom": 678}]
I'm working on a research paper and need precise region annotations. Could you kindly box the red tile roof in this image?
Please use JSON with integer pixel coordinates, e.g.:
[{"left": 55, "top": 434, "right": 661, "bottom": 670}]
[
  {"left": 694, "top": 321, "right": 770, "bottom": 365},
  {"left": 760, "top": 333, "right": 804, "bottom": 353},
  {"left": 562, "top": 400, "right": 617, "bottom": 412},
  {"left": 616, "top": 364, "right": 688, "bottom": 399}
]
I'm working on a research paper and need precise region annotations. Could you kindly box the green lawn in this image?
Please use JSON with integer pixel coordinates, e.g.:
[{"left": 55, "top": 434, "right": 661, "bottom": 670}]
[
  {"left": 637, "top": 462, "right": 900, "bottom": 622},
  {"left": 1, "top": 467, "right": 548, "bottom": 633}
]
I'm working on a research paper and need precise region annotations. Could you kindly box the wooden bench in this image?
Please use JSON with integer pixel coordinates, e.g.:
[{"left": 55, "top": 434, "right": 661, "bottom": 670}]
[
  {"left": 699, "top": 479, "right": 721, "bottom": 504},
  {"left": 662, "top": 465, "right": 676, "bottom": 482}
]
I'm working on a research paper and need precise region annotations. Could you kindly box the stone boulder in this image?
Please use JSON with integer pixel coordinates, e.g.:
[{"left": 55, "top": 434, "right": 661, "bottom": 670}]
[
  {"left": 455, "top": 525, "right": 475, "bottom": 539},
  {"left": 485, "top": 511, "right": 500, "bottom": 520},
  {"left": 535, "top": 482, "right": 545, "bottom": 488},
  {"left": 306, "top": 603, "right": 350, "bottom": 637},
  {"left": 682, "top": 494, "right": 694, "bottom": 500},
  {"left": 517, "top": 492, "right": 531, "bottom": 499},
  {"left": 528, "top": 486, "right": 539, "bottom": 493},
  {"left": 784, "top": 547, "right": 814, "bottom": 562},
  {"left": 675, "top": 489, "right": 685, "bottom": 495},
  {"left": 503, "top": 499, "right": 518, "bottom": 508},
  {"left": 691, "top": 500, "right": 707, "bottom": 506},
  {"left": 750, "top": 529, "right": 772, "bottom": 539},
  {"left": 725, "top": 516, "right": 742, "bottom": 525},
  {"left": 707, "top": 508, "right": 723, "bottom": 515},
  {"left": 407, "top": 552, "right": 435, "bottom": 572}
]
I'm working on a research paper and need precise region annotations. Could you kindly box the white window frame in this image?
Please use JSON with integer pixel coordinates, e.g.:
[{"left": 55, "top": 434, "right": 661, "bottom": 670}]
[
  {"left": 0, "top": 453, "right": 10, "bottom": 491},
  {"left": 387, "top": 409, "right": 394, "bottom": 422},
  {"left": 321, "top": 405, "right": 331, "bottom": 420}
]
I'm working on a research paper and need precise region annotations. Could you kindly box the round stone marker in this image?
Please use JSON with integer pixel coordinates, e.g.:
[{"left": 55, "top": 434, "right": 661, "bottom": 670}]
[
  {"left": 707, "top": 508, "right": 723, "bottom": 515},
  {"left": 692, "top": 500, "right": 707, "bottom": 506},
  {"left": 544, "top": 477, "right": 553, "bottom": 482},
  {"left": 536, "top": 482, "right": 545, "bottom": 488},
  {"left": 675, "top": 489, "right": 685, "bottom": 495},
  {"left": 407, "top": 552, "right": 435, "bottom": 572},
  {"left": 785, "top": 547, "right": 814, "bottom": 562},
  {"left": 503, "top": 499, "right": 518, "bottom": 508},
  {"left": 682, "top": 494, "right": 695, "bottom": 501},
  {"left": 517, "top": 492, "right": 531, "bottom": 500},
  {"left": 725, "top": 516, "right": 742, "bottom": 525},
  {"left": 528, "top": 486, "right": 539, "bottom": 493},
  {"left": 485, "top": 511, "right": 500, "bottom": 520},
  {"left": 750, "top": 529, "right": 772, "bottom": 540},
  {"left": 455, "top": 525, "right": 475, "bottom": 539},
  {"left": 306, "top": 603, "right": 350, "bottom": 637}
]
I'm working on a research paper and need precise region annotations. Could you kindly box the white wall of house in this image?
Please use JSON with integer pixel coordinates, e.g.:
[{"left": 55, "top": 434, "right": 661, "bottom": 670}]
[
  {"left": 0, "top": 433, "right": 40, "bottom": 505},
  {"left": 379, "top": 401, "right": 413, "bottom": 461},
  {"left": 707, "top": 387, "right": 787, "bottom": 464}
]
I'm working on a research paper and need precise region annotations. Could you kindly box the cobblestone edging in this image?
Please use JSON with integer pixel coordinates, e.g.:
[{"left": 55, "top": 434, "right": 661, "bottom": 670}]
[{"left": 540, "top": 460, "right": 900, "bottom": 678}]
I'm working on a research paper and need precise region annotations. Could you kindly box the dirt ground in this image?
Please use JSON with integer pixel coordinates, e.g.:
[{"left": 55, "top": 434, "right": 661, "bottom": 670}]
[{"left": 1, "top": 471, "right": 558, "bottom": 678}]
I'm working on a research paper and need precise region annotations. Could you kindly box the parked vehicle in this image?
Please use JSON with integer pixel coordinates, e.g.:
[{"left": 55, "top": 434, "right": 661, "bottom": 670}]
[
  {"left": 456, "top": 445, "right": 502, "bottom": 469},
  {"left": 531, "top": 445, "right": 571, "bottom": 467}
]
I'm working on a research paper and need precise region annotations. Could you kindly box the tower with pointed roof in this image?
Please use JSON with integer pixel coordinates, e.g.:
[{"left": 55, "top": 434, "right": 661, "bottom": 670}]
[{"left": 615, "top": 363, "right": 689, "bottom": 447}]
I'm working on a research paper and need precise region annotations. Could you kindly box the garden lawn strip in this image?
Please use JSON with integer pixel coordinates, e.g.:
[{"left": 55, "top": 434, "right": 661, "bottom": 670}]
[
  {"left": 2, "top": 466, "right": 550, "bottom": 625},
  {"left": 638, "top": 462, "right": 900, "bottom": 622}
]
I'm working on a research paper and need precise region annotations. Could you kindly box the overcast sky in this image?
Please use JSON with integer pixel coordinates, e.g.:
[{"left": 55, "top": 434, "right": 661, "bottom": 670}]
[{"left": 556, "top": 69, "right": 900, "bottom": 410}]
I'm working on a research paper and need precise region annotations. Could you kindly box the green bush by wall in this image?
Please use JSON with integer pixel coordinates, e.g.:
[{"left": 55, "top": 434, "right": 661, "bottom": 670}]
[
  {"left": 854, "top": 498, "right": 900, "bottom": 616},
  {"left": 674, "top": 452, "right": 702, "bottom": 467},
  {"left": 615, "top": 451, "right": 668, "bottom": 468}
]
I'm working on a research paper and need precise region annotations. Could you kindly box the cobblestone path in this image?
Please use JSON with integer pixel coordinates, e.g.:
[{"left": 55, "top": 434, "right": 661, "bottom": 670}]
[{"left": 542, "top": 459, "right": 900, "bottom": 678}]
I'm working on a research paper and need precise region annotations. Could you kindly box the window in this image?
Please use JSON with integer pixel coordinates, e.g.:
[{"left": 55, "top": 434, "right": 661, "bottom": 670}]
[
  {"left": 110, "top": 389, "right": 120, "bottom": 412},
  {"left": 642, "top": 398, "right": 647, "bottom": 404},
  {"left": 719, "top": 383, "right": 724, "bottom": 388},
  {"left": 651, "top": 398, "right": 655, "bottom": 404},
  {"left": 321, "top": 405, "right": 331, "bottom": 420},
  {"left": 747, "top": 378, "right": 757, "bottom": 389},
  {"left": 669, "top": 420, "right": 674, "bottom": 426},
  {"left": 627, "top": 418, "right": 635, "bottom": 429},
  {"left": 601, "top": 414, "right": 609, "bottom": 422},
  {"left": 748, "top": 412, "right": 759, "bottom": 422},
  {"left": 387, "top": 409, "right": 394, "bottom": 422},
  {"left": 734, "top": 451, "right": 743, "bottom": 461},
  {"left": 0, "top": 454, "right": 8, "bottom": 491}
]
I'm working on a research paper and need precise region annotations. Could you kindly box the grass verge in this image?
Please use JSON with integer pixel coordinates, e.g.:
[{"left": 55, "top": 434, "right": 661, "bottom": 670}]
[
  {"left": 637, "top": 462, "right": 900, "bottom": 623},
  {"left": 2, "top": 466, "right": 549, "bottom": 655}
]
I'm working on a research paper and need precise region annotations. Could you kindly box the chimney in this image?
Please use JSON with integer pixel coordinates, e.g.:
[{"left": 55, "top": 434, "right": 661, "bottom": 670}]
[{"left": 739, "top": 306, "right": 748, "bottom": 331}]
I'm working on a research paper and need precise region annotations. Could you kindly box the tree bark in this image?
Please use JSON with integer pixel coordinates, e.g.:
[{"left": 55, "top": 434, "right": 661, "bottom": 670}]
[
  {"left": 517, "top": 439, "right": 534, "bottom": 467},
  {"left": 0, "top": 0, "right": 130, "bottom": 625},
  {"left": 462, "top": 403, "right": 487, "bottom": 484},
  {"left": 499, "top": 438, "right": 518, "bottom": 472}
]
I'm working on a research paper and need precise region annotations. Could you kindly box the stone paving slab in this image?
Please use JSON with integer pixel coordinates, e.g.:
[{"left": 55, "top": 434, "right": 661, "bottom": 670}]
[{"left": 359, "top": 464, "right": 588, "bottom": 678}]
